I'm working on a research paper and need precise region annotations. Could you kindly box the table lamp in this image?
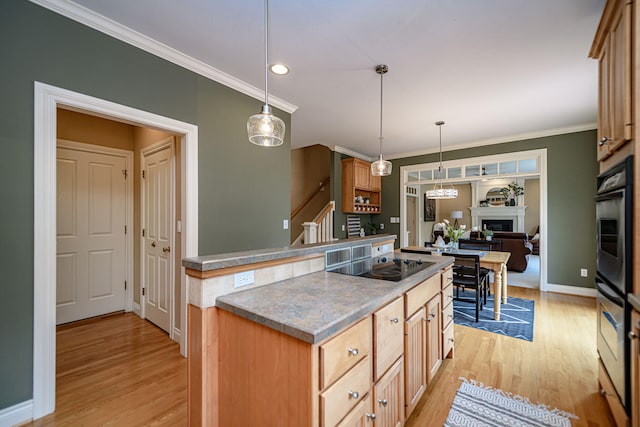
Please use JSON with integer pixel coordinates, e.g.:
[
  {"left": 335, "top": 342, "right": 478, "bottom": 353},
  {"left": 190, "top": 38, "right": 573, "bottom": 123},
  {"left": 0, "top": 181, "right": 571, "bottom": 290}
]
[{"left": 451, "top": 210, "right": 463, "bottom": 229}]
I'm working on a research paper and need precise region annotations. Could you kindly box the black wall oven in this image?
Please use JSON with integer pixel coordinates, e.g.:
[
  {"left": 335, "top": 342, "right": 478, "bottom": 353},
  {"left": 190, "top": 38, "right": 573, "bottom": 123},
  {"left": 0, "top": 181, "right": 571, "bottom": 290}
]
[{"left": 595, "top": 155, "right": 632, "bottom": 412}]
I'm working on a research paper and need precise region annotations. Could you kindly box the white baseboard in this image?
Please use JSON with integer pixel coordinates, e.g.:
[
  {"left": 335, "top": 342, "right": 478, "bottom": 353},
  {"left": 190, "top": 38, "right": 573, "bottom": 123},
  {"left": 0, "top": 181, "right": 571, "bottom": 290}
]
[
  {"left": 132, "top": 302, "right": 141, "bottom": 317},
  {"left": 545, "top": 283, "right": 597, "bottom": 298},
  {"left": 508, "top": 282, "right": 539, "bottom": 290},
  {"left": 173, "top": 327, "right": 182, "bottom": 344},
  {"left": 0, "top": 400, "right": 32, "bottom": 427}
]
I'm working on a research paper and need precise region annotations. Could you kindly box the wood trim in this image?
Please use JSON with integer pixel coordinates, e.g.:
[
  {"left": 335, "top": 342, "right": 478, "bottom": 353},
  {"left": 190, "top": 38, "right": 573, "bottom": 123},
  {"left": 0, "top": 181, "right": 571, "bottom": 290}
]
[
  {"left": 185, "top": 254, "right": 324, "bottom": 279},
  {"left": 291, "top": 177, "right": 330, "bottom": 219},
  {"left": 188, "top": 305, "right": 219, "bottom": 427},
  {"left": 314, "top": 201, "right": 335, "bottom": 225}
]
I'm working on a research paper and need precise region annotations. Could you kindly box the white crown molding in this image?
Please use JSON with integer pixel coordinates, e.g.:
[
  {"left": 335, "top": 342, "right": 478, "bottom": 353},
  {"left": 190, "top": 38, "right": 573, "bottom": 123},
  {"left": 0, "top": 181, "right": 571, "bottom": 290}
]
[
  {"left": 386, "top": 123, "right": 597, "bottom": 160},
  {"left": 331, "top": 145, "right": 373, "bottom": 162},
  {"left": 28, "top": 0, "right": 298, "bottom": 114}
]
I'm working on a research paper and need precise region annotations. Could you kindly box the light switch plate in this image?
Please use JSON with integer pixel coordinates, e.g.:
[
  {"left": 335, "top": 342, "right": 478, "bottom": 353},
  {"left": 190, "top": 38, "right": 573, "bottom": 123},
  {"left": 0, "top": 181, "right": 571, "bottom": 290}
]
[
  {"left": 380, "top": 223, "right": 384, "bottom": 229},
  {"left": 580, "top": 269, "right": 588, "bottom": 277},
  {"left": 283, "top": 219, "right": 289, "bottom": 230}
]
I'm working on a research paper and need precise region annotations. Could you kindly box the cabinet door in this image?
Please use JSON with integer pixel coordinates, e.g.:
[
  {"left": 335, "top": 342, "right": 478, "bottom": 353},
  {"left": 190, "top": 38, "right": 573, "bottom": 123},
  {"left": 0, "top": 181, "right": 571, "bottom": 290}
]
[
  {"left": 373, "top": 356, "right": 405, "bottom": 427},
  {"left": 369, "top": 173, "right": 381, "bottom": 191},
  {"left": 404, "top": 307, "right": 426, "bottom": 417},
  {"left": 597, "top": 0, "right": 632, "bottom": 160},
  {"left": 336, "top": 393, "right": 376, "bottom": 427},
  {"left": 354, "top": 160, "right": 371, "bottom": 189},
  {"left": 426, "top": 295, "right": 442, "bottom": 383},
  {"left": 374, "top": 297, "right": 404, "bottom": 381},
  {"left": 632, "top": 310, "right": 640, "bottom": 427}
]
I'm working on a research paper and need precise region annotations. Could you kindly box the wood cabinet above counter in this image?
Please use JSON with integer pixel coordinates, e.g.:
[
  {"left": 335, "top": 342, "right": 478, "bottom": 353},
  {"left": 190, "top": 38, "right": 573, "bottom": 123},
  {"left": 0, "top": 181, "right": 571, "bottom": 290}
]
[{"left": 342, "top": 158, "right": 381, "bottom": 214}]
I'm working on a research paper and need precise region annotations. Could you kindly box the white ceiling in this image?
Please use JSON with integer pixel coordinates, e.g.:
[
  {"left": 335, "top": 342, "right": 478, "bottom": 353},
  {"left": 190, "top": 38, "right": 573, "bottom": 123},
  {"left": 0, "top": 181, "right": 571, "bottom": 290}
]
[{"left": 60, "top": 0, "right": 605, "bottom": 158}]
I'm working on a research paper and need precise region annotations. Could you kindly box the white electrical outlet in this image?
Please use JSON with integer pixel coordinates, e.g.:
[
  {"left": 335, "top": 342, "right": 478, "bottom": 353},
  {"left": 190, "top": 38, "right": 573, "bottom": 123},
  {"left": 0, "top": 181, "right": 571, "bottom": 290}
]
[
  {"left": 380, "top": 223, "right": 384, "bottom": 230},
  {"left": 580, "top": 268, "right": 588, "bottom": 277},
  {"left": 234, "top": 270, "right": 255, "bottom": 288},
  {"left": 342, "top": 224, "right": 345, "bottom": 231}
]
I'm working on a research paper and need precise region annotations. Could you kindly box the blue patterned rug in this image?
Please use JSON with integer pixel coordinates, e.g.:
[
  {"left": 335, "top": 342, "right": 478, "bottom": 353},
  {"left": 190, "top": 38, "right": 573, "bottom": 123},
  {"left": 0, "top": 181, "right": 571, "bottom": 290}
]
[
  {"left": 453, "top": 289, "right": 534, "bottom": 341},
  {"left": 445, "top": 378, "right": 577, "bottom": 426}
]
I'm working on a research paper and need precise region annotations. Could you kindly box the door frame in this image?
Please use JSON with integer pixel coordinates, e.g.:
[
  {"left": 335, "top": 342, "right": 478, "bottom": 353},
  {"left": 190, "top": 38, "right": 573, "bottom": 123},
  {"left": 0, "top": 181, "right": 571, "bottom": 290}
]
[
  {"left": 405, "top": 187, "right": 419, "bottom": 246},
  {"left": 33, "top": 82, "right": 199, "bottom": 419},
  {"left": 57, "top": 139, "right": 135, "bottom": 314},
  {"left": 140, "top": 138, "right": 176, "bottom": 336}
]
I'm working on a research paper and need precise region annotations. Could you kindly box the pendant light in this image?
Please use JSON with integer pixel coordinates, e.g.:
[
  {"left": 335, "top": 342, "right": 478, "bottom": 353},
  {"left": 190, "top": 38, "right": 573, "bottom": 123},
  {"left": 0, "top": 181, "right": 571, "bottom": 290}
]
[
  {"left": 247, "top": 0, "right": 285, "bottom": 147},
  {"left": 425, "top": 121, "right": 458, "bottom": 199},
  {"left": 371, "top": 64, "right": 392, "bottom": 176}
]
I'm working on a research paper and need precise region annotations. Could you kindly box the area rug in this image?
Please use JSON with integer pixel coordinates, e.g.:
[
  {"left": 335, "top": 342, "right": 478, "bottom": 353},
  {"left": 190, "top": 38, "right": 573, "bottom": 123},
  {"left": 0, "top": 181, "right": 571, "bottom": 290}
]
[
  {"left": 445, "top": 378, "right": 577, "bottom": 427},
  {"left": 453, "top": 290, "right": 534, "bottom": 341}
]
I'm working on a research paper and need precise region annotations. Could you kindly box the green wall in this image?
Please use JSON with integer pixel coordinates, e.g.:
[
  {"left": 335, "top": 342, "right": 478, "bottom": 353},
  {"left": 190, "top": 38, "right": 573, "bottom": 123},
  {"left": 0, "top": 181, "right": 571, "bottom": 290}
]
[
  {"left": 0, "top": 0, "right": 290, "bottom": 409},
  {"left": 370, "top": 130, "right": 598, "bottom": 289}
]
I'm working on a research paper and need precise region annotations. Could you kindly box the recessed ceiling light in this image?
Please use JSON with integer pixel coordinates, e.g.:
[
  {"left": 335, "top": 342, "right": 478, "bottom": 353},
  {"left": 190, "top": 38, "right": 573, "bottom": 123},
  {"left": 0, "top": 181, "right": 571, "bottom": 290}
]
[{"left": 269, "top": 64, "right": 290, "bottom": 75}]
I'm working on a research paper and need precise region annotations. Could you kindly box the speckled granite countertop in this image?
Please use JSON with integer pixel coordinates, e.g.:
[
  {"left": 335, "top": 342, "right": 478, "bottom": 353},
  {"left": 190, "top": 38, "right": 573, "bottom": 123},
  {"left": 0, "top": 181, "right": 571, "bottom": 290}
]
[
  {"left": 182, "top": 234, "right": 396, "bottom": 271},
  {"left": 215, "top": 253, "right": 452, "bottom": 344},
  {"left": 629, "top": 294, "right": 640, "bottom": 312}
]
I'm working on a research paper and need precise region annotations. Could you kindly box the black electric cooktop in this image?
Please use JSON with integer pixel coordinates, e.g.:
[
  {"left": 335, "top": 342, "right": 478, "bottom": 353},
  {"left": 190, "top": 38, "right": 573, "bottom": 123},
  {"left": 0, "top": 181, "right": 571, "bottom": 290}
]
[{"left": 329, "top": 255, "right": 436, "bottom": 282}]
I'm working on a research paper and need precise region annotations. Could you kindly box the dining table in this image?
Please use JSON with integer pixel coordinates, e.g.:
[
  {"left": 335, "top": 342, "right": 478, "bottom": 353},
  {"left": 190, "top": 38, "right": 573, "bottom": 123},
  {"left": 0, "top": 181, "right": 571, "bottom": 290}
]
[{"left": 400, "top": 246, "right": 511, "bottom": 321}]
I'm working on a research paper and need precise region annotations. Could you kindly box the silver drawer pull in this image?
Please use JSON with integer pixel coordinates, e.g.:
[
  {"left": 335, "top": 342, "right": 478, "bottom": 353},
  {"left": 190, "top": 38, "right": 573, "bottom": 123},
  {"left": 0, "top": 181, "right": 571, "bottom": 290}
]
[
  {"left": 449, "top": 338, "right": 455, "bottom": 343},
  {"left": 600, "top": 388, "right": 612, "bottom": 397},
  {"left": 599, "top": 137, "right": 610, "bottom": 146},
  {"left": 348, "top": 390, "right": 359, "bottom": 399},
  {"left": 378, "top": 398, "right": 388, "bottom": 407},
  {"left": 628, "top": 331, "right": 638, "bottom": 340},
  {"left": 390, "top": 317, "right": 399, "bottom": 324},
  {"left": 366, "top": 413, "right": 376, "bottom": 421},
  {"left": 347, "top": 347, "right": 359, "bottom": 356}
]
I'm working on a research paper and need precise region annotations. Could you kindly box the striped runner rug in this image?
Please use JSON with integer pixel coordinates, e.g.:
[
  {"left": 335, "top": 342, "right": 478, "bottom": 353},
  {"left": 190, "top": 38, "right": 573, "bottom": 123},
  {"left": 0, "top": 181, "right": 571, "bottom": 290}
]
[{"left": 445, "top": 378, "right": 577, "bottom": 427}]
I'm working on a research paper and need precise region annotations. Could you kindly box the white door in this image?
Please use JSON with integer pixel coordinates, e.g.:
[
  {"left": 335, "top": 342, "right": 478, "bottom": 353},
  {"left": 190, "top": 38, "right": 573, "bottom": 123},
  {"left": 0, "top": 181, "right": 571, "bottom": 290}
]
[
  {"left": 142, "top": 145, "right": 174, "bottom": 333},
  {"left": 56, "top": 148, "right": 127, "bottom": 324}
]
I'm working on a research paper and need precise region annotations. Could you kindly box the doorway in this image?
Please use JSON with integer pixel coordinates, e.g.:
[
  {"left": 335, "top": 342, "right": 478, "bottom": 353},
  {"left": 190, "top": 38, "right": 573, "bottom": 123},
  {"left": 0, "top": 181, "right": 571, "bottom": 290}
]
[
  {"left": 33, "top": 82, "right": 199, "bottom": 419},
  {"left": 405, "top": 188, "right": 419, "bottom": 247}
]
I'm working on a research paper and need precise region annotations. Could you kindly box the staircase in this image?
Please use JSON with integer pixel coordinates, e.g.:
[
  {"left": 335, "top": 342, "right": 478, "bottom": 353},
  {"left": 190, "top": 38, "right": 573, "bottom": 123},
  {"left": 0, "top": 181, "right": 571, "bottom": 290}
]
[{"left": 292, "top": 201, "right": 336, "bottom": 245}]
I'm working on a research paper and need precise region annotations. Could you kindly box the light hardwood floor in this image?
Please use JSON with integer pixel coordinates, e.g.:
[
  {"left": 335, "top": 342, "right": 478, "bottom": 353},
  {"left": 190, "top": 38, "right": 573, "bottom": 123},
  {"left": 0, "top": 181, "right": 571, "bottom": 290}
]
[
  {"left": 26, "top": 313, "right": 187, "bottom": 426},
  {"left": 406, "top": 287, "right": 615, "bottom": 427},
  {"left": 26, "top": 287, "right": 614, "bottom": 426}
]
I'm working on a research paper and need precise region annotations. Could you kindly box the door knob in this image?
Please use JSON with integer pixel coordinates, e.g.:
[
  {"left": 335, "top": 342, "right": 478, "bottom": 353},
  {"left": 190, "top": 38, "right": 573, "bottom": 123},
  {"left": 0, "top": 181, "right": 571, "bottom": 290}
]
[
  {"left": 151, "top": 242, "right": 156, "bottom": 247},
  {"left": 163, "top": 246, "right": 171, "bottom": 253}
]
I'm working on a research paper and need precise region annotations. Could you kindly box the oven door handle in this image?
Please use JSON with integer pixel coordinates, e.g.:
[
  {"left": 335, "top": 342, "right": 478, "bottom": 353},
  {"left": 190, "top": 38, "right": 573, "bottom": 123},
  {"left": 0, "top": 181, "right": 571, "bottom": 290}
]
[
  {"left": 596, "top": 278, "right": 624, "bottom": 307},
  {"left": 595, "top": 190, "right": 624, "bottom": 202}
]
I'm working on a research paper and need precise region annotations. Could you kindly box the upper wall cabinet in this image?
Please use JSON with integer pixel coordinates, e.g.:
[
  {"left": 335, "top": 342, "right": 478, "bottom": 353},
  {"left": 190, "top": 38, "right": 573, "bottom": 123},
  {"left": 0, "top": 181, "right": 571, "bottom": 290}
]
[
  {"left": 590, "top": 0, "right": 633, "bottom": 162},
  {"left": 342, "top": 158, "right": 381, "bottom": 214}
]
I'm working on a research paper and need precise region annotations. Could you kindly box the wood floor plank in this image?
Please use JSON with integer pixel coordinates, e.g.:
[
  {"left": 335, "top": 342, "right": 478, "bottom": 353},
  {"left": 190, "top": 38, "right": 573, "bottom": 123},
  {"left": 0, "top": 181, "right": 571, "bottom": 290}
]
[
  {"left": 405, "top": 287, "right": 616, "bottom": 427},
  {"left": 25, "top": 287, "right": 614, "bottom": 426}
]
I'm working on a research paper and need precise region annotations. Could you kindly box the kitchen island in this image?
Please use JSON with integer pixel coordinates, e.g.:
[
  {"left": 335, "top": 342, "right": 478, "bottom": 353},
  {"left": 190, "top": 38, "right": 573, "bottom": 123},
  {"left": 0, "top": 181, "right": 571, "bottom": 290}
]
[{"left": 183, "top": 235, "right": 454, "bottom": 426}]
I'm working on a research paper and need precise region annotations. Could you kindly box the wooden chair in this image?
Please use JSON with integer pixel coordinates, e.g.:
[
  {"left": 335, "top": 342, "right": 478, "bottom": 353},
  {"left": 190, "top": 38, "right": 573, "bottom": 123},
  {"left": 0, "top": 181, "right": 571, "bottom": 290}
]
[{"left": 443, "top": 253, "right": 490, "bottom": 322}]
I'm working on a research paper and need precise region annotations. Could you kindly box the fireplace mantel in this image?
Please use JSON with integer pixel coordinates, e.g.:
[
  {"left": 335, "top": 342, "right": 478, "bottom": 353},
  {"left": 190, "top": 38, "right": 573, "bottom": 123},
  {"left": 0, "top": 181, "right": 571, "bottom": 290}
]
[{"left": 469, "top": 206, "right": 527, "bottom": 233}]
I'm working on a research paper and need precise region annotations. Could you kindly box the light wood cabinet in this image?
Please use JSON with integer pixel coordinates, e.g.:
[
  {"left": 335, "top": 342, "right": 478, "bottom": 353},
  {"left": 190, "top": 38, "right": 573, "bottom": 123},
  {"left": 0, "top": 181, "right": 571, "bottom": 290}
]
[
  {"left": 336, "top": 394, "right": 375, "bottom": 427},
  {"left": 374, "top": 297, "right": 404, "bottom": 381},
  {"left": 373, "top": 356, "right": 405, "bottom": 427},
  {"left": 426, "top": 295, "right": 442, "bottom": 382},
  {"left": 320, "top": 317, "right": 372, "bottom": 389},
  {"left": 590, "top": 0, "right": 632, "bottom": 162},
  {"left": 342, "top": 158, "right": 382, "bottom": 214},
  {"left": 632, "top": 309, "right": 640, "bottom": 427},
  {"left": 404, "top": 306, "right": 427, "bottom": 416},
  {"left": 321, "top": 357, "right": 372, "bottom": 427}
]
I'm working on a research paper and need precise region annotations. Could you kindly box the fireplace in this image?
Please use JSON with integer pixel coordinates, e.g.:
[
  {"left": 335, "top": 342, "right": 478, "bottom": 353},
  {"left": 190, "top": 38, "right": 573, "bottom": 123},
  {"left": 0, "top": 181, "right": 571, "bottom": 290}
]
[{"left": 482, "top": 219, "right": 513, "bottom": 232}]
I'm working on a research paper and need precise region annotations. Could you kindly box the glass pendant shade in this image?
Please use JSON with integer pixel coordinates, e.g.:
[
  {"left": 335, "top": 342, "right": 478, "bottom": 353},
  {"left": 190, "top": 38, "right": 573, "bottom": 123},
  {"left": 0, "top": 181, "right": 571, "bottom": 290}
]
[
  {"left": 247, "top": 105, "right": 285, "bottom": 147},
  {"left": 371, "top": 154, "right": 392, "bottom": 176},
  {"left": 246, "top": 0, "right": 286, "bottom": 147}
]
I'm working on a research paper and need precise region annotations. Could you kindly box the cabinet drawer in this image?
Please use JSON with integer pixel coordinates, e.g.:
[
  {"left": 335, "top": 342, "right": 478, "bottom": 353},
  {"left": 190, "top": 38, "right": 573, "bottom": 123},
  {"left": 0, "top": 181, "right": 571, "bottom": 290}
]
[
  {"left": 336, "top": 393, "right": 374, "bottom": 427},
  {"left": 321, "top": 356, "right": 372, "bottom": 427},
  {"left": 441, "top": 267, "right": 453, "bottom": 289},
  {"left": 374, "top": 297, "right": 404, "bottom": 381},
  {"left": 320, "top": 317, "right": 372, "bottom": 390},
  {"left": 441, "top": 283, "right": 454, "bottom": 310},
  {"left": 442, "top": 295, "right": 454, "bottom": 329},
  {"left": 598, "top": 359, "right": 628, "bottom": 427},
  {"left": 442, "top": 320, "right": 454, "bottom": 360},
  {"left": 405, "top": 274, "right": 440, "bottom": 316}
]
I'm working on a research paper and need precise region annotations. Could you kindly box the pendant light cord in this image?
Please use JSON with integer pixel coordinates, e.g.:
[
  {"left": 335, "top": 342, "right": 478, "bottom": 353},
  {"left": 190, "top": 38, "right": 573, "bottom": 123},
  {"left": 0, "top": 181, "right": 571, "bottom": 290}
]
[
  {"left": 379, "top": 70, "right": 383, "bottom": 156},
  {"left": 264, "top": 0, "right": 269, "bottom": 108}
]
